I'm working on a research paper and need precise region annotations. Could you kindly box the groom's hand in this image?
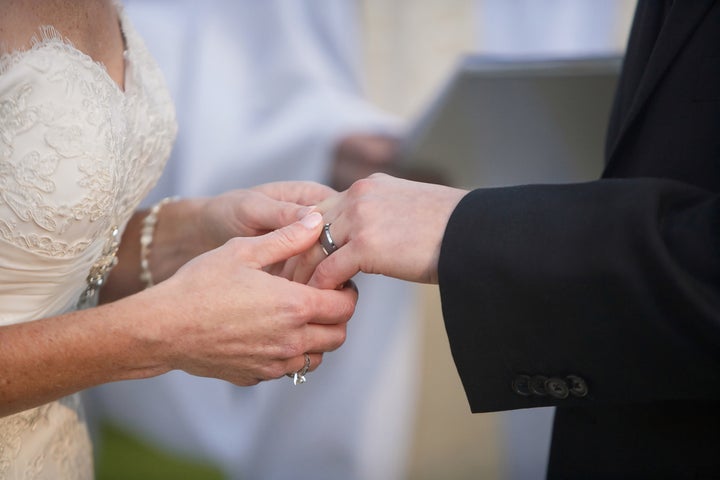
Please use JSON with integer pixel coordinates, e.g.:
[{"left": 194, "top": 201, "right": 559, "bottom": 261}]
[{"left": 304, "top": 174, "right": 468, "bottom": 289}]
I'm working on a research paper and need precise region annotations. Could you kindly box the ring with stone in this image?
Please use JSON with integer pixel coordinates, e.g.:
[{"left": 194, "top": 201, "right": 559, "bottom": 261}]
[{"left": 287, "top": 353, "right": 311, "bottom": 385}]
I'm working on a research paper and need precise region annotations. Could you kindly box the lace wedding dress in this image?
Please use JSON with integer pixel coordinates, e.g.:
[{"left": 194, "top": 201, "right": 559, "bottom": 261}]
[{"left": 0, "top": 4, "right": 176, "bottom": 478}]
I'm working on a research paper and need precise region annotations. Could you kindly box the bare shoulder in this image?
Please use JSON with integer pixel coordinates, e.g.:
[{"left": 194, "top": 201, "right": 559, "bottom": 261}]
[
  {"left": 2, "top": 1, "right": 73, "bottom": 50},
  {"left": 0, "top": 0, "right": 126, "bottom": 87},
  {"left": 0, "top": 0, "right": 122, "bottom": 58}
]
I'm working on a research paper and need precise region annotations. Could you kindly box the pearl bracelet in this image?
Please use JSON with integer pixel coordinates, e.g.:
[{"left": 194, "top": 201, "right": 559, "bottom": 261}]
[{"left": 139, "top": 196, "right": 178, "bottom": 289}]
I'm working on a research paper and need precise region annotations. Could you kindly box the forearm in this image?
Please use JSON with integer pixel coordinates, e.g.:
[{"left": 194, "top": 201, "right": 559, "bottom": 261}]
[
  {"left": 440, "top": 178, "right": 720, "bottom": 412},
  {"left": 101, "top": 199, "right": 210, "bottom": 303},
  {"left": 0, "top": 290, "right": 169, "bottom": 417},
  {"left": 0, "top": 211, "right": 357, "bottom": 417}
]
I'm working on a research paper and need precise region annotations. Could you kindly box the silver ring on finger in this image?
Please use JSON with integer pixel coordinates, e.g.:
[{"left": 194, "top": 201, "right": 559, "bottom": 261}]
[
  {"left": 286, "top": 353, "right": 311, "bottom": 385},
  {"left": 319, "top": 223, "right": 338, "bottom": 256}
]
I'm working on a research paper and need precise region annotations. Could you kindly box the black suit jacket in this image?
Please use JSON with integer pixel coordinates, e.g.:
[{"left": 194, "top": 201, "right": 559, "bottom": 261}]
[{"left": 438, "top": 1, "right": 720, "bottom": 478}]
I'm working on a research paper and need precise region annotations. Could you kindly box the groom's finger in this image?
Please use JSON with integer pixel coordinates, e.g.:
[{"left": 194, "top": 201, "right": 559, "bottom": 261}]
[
  {"left": 308, "top": 239, "right": 362, "bottom": 291},
  {"left": 294, "top": 213, "right": 349, "bottom": 285},
  {"left": 289, "top": 237, "right": 331, "bottom": 285}
]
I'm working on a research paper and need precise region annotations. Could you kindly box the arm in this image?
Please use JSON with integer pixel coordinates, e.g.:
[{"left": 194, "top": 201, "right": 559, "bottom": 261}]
[
  {"left": 1, "top": 213, "right": 357, "bottom": 418},
  {"left": 1, "top": 288, "right": 169, "bottom": 417},
  {"left": 101, "top": 183, "right": 333, "bottom": 302},
  {"left": 440, "top": 178, "right": 720, "bottom": 412},
  {"left": 306, "top": 174, "right": 720, "bottom": 410},
  {"left": 307, "top": 173, "right": 467, "bottom": 287}
]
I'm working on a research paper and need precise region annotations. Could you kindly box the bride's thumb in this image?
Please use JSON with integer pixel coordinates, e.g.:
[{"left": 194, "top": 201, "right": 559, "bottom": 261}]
[{"left": 251, "top": 212, "right": 323, "bottom": 267}]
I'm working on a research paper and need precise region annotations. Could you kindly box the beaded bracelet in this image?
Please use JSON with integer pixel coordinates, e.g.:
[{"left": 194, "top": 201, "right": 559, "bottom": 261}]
[{"left": 139, "top": 196, "right": 178, "bottom": 289}]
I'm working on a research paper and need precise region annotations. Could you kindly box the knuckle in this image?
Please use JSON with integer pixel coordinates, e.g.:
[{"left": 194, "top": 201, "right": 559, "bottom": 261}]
[
  {"left": 270, "top": 228, "right": 297, "bottom": 251},
  {"left": 224, "top": 237, "right": 248, "bottom": 260},
  {"left": 353, "top": 229, "right": 375, "bottom": 253},
  {"left": 330, "top": 327, "right": 348, "bottom": 351},
  {"left": 348, "top": 177, "right": 374, "bottom": 196},
  {"left": 346, "top": 198, "right": 375, "bottom": 229},
  {"left": 263, "top": 362, "right": 288, "bottom": 380},
  {"left": 355, "top": 196, "right": 381, "bottom": 226},
  {"left": 276, "top": 336, "right": 305, "bottom": 359},
  {"left": 338, "top": 327, "right": 348, "bottom": 346},
  {"left": 341, "top": 297, "right": 357, "bottom": 322},
  {"left": 225, "top": 236, "right": 244, "bottom": 249},
  {"left": 243, "top": 377, "right": 261, "bottom": 386},
  {"left": 282, "top": 295, "right": 312, "bottom": 323}
]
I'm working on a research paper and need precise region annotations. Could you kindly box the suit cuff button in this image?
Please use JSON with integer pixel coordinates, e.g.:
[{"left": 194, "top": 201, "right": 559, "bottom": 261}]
[
  {"left": 545, "top": 377, "right": 569, "bottom": 399},
  {"left": 511, "top": 375, "right": 531, "bottom": 396},
  {"left": 528, "top": 375, "right": 549, "bottom": 396},
  {"left": 566, "top": 375, "right": 589, "bottom": 397}
]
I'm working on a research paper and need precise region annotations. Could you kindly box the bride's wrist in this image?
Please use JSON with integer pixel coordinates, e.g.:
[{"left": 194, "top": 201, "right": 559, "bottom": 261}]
[
  {"left": 143, "top": 197, "right": 209, "bottom": 286},
  {"left": 139, "top": 196, "right": 178, "bottom": 287}
]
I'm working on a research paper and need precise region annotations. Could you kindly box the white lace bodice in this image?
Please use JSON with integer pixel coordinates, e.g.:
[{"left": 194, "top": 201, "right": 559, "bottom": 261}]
[
  {"left": 0, "top": 13, "right": 176, "bottom": 324},
  {"left": 0, "top": 5, "right": 176, "bottom": 478}
]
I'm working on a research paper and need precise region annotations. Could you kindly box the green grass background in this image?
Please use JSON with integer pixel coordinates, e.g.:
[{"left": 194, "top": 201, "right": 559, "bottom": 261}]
[{"left": 95, "top": 422, "right": 224, "bottom": 480}]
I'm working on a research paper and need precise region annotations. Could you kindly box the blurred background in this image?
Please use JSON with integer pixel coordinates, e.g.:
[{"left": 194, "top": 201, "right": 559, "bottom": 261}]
[{"left": 88, "top": 1, "right": 637, "bottom": 479}]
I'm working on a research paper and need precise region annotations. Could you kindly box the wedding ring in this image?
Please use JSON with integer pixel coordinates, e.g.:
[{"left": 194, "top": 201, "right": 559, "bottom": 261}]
[
  {"left": 319, "top": 223, "right": 338, "bottom": 256},
  {"left": 287, "top": 353, "right": 311, "bottom": 386}
]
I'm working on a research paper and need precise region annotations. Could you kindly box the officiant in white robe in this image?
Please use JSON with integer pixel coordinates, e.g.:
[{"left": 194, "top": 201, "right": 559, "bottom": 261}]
[{"left": 84, "top": 2, "right": 420, "bottom": 479}]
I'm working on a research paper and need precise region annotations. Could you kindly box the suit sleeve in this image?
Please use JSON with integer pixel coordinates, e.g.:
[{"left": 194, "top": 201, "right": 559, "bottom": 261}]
[{"left": 438, "top": 177, "right": 720, "bottom": 413}]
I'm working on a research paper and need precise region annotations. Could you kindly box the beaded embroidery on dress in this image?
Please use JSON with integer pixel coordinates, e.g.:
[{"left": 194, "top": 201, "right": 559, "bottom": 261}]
[{"left": 0, "top": 4, "right": 176, "bottom": 478}]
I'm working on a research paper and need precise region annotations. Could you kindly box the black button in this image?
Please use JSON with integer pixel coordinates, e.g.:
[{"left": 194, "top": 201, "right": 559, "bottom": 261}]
[
  {"left": 528, "top": 375, "right": 549, "bottom": 396},
  {"left": 566, "top": 375, "right": 589, "bottom": 397},
  {"left": 545, "top": 377, "right": 569, "bottom": 399},
  {"left": 511, "top": 375, "right": 531, "bottom": 396}
]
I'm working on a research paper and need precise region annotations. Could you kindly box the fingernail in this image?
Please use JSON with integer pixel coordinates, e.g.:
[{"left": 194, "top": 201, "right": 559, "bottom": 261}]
[
  {"left": 300, "top": 212, "right": 323, "bottom": 229},
  {"left": 296, "top": 205, "right": 316, "bottom": 219}
]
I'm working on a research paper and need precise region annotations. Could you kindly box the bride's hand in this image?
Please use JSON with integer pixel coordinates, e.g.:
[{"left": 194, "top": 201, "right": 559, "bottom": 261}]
[
  {"left": 149, "top": 181, "right": 336, "bottom": 283},
  {"left": 197, "top": 181, "right": 336, "bottom": 249},
  {"left": 146, "top": 212, "right": 357, "bottom": 385}
]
